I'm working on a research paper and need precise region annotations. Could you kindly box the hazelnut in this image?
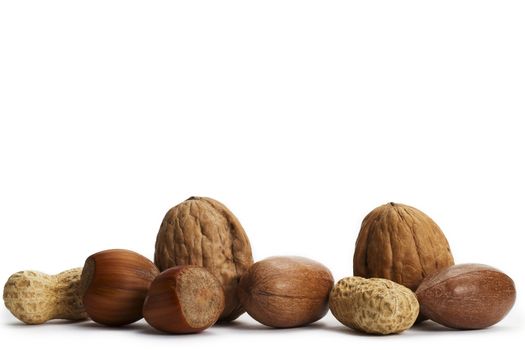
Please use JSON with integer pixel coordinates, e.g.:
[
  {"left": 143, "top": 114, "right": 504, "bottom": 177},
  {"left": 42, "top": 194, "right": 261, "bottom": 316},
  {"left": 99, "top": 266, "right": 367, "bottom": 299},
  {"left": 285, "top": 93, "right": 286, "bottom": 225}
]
[
  {"left": 143, "top": 266, "right": 225, "bottom": 334},
  {"left": 80, "top": 249, "right": 159, "bottom": 326}
]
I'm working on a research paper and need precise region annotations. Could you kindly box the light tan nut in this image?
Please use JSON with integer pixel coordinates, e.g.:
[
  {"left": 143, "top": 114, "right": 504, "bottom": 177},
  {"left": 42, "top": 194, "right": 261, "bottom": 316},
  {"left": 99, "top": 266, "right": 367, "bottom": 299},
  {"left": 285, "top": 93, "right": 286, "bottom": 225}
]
[
  {"left": 3, "top": 268, "right": 87, "bottom": 324},
  {"left": 329, "top": 276, "right": 419, "bottom": 335}
]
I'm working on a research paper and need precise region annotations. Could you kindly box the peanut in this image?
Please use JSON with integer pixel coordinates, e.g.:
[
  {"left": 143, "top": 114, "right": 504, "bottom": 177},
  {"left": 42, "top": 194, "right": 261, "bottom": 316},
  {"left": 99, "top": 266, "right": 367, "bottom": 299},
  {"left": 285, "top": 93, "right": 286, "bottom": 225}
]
[
  {"left": 329, "top": 276, "right": 419, "bottom": 335},
  {"left": 3, "top": 268, "right": 87, "bottom": 324}
]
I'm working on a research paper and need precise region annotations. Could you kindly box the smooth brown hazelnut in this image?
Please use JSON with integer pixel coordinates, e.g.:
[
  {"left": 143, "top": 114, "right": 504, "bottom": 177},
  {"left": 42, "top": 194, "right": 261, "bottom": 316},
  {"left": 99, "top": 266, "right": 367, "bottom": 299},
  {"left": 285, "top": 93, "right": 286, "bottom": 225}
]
[
  {"left": 80, "top": 249, "right": 159, "bottom": 326},
  {"left": 143, "top": 266, "right": 225, "bottom": 334}
]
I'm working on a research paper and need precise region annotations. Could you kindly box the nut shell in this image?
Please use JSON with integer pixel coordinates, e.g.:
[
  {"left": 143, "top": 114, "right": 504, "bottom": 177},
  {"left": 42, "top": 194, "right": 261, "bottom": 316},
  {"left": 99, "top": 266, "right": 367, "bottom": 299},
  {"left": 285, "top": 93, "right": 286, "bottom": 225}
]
[
  {"left": 154, "top": 196, "right": 253, "bottom": 322},
  {"left": 237, "top": 256, "right": 334, "bottom": 328},
  {"left": 353, "top": 202, "right": 454, "bottom": 292},
  {"left": 329, "top": 277, "right": 419, "bottom": 334},
  {"left": 3, "top": 268, "right": 87, "bottom": 324},
  {"left": 143, "top": 266, "right": 225, "bottom": 334},
  {"left": 80, "top": 249, "right": 159, "bottom": 326},
  {"left": 416, "top": 263, "right": 516, "bottom": 329}
]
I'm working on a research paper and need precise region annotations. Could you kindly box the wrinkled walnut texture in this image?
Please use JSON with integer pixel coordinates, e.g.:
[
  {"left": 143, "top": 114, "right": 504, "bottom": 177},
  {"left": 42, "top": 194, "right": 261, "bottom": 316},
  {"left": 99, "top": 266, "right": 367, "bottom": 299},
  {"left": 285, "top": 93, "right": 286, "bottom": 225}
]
[
  {"left": 154, "top": 196, "right": 253, "bottom": 321},
  {"left": 353, "top": 202, "right": 454, "bottom": 292}
]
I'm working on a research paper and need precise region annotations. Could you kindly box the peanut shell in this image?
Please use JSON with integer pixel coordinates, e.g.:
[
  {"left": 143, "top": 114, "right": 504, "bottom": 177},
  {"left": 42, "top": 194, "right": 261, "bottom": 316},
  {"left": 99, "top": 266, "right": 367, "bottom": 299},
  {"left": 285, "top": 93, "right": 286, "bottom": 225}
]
[
  {"left": 329, "top": 276, "right": 419, "bottom": 334},
  {"left": 3, "top": 268, "right": 87, "bottom": 324}
]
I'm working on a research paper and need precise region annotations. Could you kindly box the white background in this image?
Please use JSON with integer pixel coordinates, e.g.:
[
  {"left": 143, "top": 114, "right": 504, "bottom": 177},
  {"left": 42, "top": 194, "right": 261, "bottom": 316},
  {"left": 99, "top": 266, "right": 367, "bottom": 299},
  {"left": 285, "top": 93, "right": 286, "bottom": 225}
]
[{"left": 1, "top": 0, "right": 524, "bottom": 348}]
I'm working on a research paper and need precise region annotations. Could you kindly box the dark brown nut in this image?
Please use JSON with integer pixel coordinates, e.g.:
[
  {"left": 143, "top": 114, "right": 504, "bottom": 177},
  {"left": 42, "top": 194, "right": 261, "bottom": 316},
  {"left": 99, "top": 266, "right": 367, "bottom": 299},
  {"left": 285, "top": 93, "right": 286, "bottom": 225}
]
[
  {"left": 80, "top": 249, "right": 159, "bottom": 326},
  {"left": 329, "top": 277, "right": 419, "bottom": 335},
  {"left": 237, "top": 256, "right": 334, "bottom": 328},
  {"left": 354, "top": 202, "right": 454, "bottom": 292},
  {"left": 154, "top": 196, "right": 253, "bottom": 322},
  {"left": 143, "top": 266, "right": 225, "bottom": 334},
  {"left": 416, "top": 263, "right": 516, "bottom": 329}
]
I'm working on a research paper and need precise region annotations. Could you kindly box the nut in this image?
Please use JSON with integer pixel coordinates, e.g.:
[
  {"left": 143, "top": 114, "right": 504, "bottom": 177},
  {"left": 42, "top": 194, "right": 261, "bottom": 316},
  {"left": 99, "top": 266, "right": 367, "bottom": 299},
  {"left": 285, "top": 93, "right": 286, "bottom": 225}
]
[
  {"left": 143, "top": 266, "right": 225, "bottom": 334},
  {"left": 237, "top": 256, "right": 334, "bottom": 328},
  {"left": 154, "top": 196, "right": 253, "bottom": 322},
  {"left": 329, "top": 276, "right": 419, "bottom": 335},
  {"left": 353, "top": 202, "right": 454, "bottom": 292},
  {"left": 416, "top": 263, "right": 516, "bottom": 329},
  {"left": 80, "top": 249, "right": 159, "bottom": 326},
  {"left": 3, "top": 268, "right": 87, "bottom": 324}
]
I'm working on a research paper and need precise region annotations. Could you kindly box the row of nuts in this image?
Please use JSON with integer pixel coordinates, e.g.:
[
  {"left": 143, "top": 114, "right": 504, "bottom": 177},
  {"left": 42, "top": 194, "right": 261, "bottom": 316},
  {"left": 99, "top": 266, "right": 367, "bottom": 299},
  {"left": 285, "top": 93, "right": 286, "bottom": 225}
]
[
  {"left": 2, "top": 197, "right": 517, "bottom": 335},
  {"left": 3, "top": 249, "right": 225, "bottom": 333},
  {"left": 2, "top": 196, "right": 252, "bottom": 333},
  {"left": 82, "top": 249, "right": 225, "bottom": 333},
  {"left": 349, "top": 202, "right": 515, "bottom": 333}
]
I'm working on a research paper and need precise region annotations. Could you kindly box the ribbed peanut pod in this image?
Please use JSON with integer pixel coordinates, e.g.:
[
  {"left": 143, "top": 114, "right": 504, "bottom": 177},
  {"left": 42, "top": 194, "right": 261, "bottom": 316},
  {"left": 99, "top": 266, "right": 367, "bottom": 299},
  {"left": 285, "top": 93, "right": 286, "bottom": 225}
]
[
  {"left": 329, "top": 276, "right": 419, "bottom": 334},
  {"left": 3, "top": 268, "right": 87, "bottom": 324}
]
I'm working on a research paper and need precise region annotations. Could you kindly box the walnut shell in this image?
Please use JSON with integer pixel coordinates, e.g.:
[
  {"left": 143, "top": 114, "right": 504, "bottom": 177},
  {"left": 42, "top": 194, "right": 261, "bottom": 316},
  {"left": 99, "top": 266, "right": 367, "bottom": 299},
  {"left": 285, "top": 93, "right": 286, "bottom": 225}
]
[
  {"left": 154, "top": 196, "right": 253, "bottom": 322},
  {"left": 329, "top": 276, "right": 419, "bottom": 334},
  {"left": 353, "top": 202, "right": 454, "bottom": 292}
]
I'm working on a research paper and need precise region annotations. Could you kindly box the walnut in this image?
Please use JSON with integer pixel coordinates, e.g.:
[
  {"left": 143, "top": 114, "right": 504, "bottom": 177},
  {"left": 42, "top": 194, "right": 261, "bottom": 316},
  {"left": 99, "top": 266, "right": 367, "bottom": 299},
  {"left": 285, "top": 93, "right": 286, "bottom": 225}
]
[
  {"left": 353, "top": 202, "right": 454, "bottom": 292},
  {"left": 154, "top": 196, "right": 253, "bottom": 322}
]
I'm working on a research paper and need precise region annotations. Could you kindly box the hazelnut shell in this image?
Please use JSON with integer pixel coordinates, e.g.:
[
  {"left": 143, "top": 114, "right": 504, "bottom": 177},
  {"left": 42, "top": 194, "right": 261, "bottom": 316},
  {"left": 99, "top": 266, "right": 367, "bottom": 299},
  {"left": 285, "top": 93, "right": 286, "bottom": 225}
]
[
  {"left": 80, "top": 249, "right": 159, "bottom": 326},
  {"left": 143, "top": 266, "right": 225, "bottom": 333}
]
